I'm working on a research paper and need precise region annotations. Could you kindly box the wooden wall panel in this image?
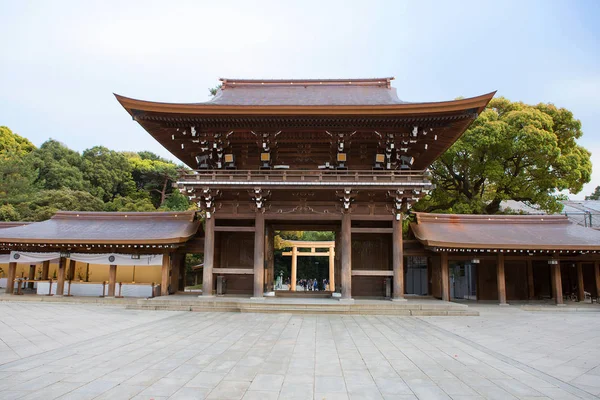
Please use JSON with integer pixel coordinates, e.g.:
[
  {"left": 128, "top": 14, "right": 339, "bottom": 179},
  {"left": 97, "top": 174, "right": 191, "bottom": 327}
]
[
  {"left": 351, "top": 233, "right": 391, "bottom": 271},
  {"left": 430, "top": 255, "right": 441, "bottom": 299},
  {"left": 505, "top": 260, "right": 528, "bottom": 300},
  {"left": 220, "top": 232, "right": 254, "bottom": 269},
  {"left": 532, "top": 261, "right": 552, "bottom": 299},
  {"left": 477, "top": 260, "right": 498, "bottom": 301},
  {"left": 223, "top": 274, "right": 253, "bottom": 295},
  {"left": 352, "top": 276, "right": 386, "bottom": 297},
  {"left": 583, "top": 263, "right": 597, "bottom": 297}
]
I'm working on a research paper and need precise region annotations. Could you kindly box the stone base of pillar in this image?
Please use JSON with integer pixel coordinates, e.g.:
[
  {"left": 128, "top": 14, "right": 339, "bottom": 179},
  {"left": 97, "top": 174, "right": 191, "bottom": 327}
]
[
  {"left": 556, "top": 303, "right": 566, "bottom": 307},
  {"left": 391, "top": 298, "right": 407, "bottom": 302},
  {"left": 499, "top": 303, "right": 509, "bottom": 307},
  {"left": 250, "top": 297, "right": 266, "bottom": 301},
  {"left": 338, "top": 298, "right": 355, "bottom": 304},
  {"left": 197, "top": 295, "right": 215, "bottom": 299}
]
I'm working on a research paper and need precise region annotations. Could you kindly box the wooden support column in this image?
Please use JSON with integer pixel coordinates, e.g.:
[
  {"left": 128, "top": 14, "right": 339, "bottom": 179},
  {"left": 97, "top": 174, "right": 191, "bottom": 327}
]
[
  {"left": 441, "top": 252, "right": 449, "bottom": 301},
  {"left": 42, "top": 260, "right": 49, "bottom": 280},
  {"left": 497, "top": 253, "right": 507, "bottom": 305},
  {"left": 595, "top": 261, "right": 600, "bottom": 301},
  {"left": 161, "top": 254, "right": 170, "bottom": 296},
  {"left": 392, "top": 216, "right": 405, "bottom": 300},
  {"left": 576, "top": 262, "right": 585, "bottom": 302},
  {"left": 527, "top": 259, "right": 535, "bottom": 300},
  {"left": 68, "top": 260, "right": 76, "bottom": 281},
  {"left": 328, "top": 245, "right": 335, "bottom": 292},
  {"left": 55, "top": 257, "right": 66, "bottom": 296},
  {"left": 291, "top": 246, "right": 297, "bottom": 291},
  {"left": 266, "top": 224, "right": 275, "bottom": 291},
  {"left": 5, "top": 262, "right": 16, "bottom": 295},
  {"left": 28, "top": 264, "right": 36, "bottom": 289},
  {"left": 551, "top": 259, "right": 564, "bottom": 305},
  {"left": 341, "top": 212, "right": 352, "bottom": 300},
  {"left": 202, "top": 216, "right": 215, "bottom": 297},
  {"left": 107, "top": 265, "right": 117, "bottom": 297},
  {"left": 170, "top": 253, "right": 181, "bottom": 294},
  {"left": 253, "top": 212, "right": 265, "bottom": 298}
]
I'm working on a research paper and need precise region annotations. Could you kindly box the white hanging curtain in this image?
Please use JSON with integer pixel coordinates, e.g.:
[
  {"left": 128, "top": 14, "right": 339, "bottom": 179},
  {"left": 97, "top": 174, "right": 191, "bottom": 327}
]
[
  {"left": 9, "top": 251, "right": 60, "bottom": 263},
  {"left": 69, "top": 253, "right": 164, "bottom": 266},
  {"left": 0, "top": 254, "right": 11, "bottom": 263}
]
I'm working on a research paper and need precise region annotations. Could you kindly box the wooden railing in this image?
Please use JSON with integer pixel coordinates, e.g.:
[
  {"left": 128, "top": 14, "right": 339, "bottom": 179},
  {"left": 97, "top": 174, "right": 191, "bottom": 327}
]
[{"left": 179, "top": 169, "right": 430, "bottom": 184}]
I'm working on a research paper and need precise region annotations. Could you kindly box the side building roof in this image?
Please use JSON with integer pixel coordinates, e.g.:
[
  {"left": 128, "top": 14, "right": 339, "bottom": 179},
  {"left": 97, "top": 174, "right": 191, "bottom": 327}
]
[
  {"left": 0, "top": 211, "right": 202, "bottom": 249},
  {"left": 411, "top": 213, "right": 600, "bottom": 251}
]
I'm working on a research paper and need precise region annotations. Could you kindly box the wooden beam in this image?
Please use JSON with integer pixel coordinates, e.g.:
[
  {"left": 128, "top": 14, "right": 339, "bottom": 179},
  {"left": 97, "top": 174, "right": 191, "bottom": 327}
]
[
  {"left": 497, "top": 253, "right": 507, "bottom": 305},
  {"left": 215, "top": 226, "right": 255, "bottom": 232},
  {"left": 351, "top": 270, "right": 393, "bottom": 276},
  {"left": 341, "top": 213, "right": 352, "bottom": 299},
  {"left": 527, "top": 259, "right": 535, "bottom": 300},
  {"left": 577, "top": 262, "right": 585, "bottom": 302},
  {"left": 291, "top": 246, "right": 297, "bottom": 291},
  {"left": 108, "top": 265, "right": 117, "bottom": 297},
  {"left": 161, "top": 254, "right": 170, "bottom": 296},
  {"left": 55, "top": 257, "right": 66, "bottom": 296},
  {"left": 281, "top": 251, "right": 331, "bottom": 257},
  {"left": 42, "top": 260, "right": 49, "bottom": 280},
  {"left": 392, "top": 217, "right": 404, "bottom": 300},
  {"left": 5, "top": 262, "right": 16, "bottom": 295},
  {"left": 253, "top": 213, "right": 265, "bottom": 298},
  {"left": 213, "top": 268, "right": 254, "bottom": 275},
  {"left": 203, "top": 217, "right": 215, "bottom": 297},
  {"left": 552, "top": 260, "right": 564, "bottom": 305},
  {"left": 441, "top": 252, "right": 449, "bottom": 301},
  {"left": 351, "top": 227, "right": 393, "bottom": 234}
]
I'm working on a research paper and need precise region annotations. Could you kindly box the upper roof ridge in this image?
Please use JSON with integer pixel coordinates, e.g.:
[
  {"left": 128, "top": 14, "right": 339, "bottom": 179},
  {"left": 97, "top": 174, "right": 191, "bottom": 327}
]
[{"left": 219, "top": 77, "right": 394, "bottom": 89}]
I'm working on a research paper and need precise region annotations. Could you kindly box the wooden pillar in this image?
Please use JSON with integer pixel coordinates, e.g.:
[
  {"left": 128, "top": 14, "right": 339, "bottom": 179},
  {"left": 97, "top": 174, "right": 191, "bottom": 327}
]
[
  {"left": 55, "top": 257, "right": 66, "bottom": 296},
  {"left": 291, "top": 246, "right": 297, "bottom": 291},
  {"left": 170, "top": 253, "right": 181, "bottom": 294},
  {"left": 497, "top": 253, "right": 507, "bottom": 305},
  {"left": 203, "top": 216, "right": 215, "bottom": 296},
  {"left": 595, "top": 261, "right": 600, "bottom": 301},
  {"left": 5, "top": 262, "right": 16, "bottom": 294},
  {"left": 68, "top": 260, "right": 76, "bottom": 281},
  {"left": 266, "top": 224, "right": 275, "bottom": 291},
  {"left": 328, "top": 245, "right": 335, "bottom": 292},
  {"left": 42, "top": 260, "right": 49, "bottom": 280},
  {"left": 28, "top": 264, "right": 36, "bottom": 289},
  {"left": 441, "top": 252, "right": 449, "bottom": 301},
  {"left": 341, "top": 212, "right": 352, "bottom": 300},
  {"left": 392, "top": 216, "right": 405, "bottom": 300},
  {"left": 576, "top": 262, "right": 585, "bottom": 302},
  {"left": 161, "top": 254, "right": 170, "bottom": 296},
  {"left": 527, "top": 259, "right": 535, "bottom": 300},
  {"left": 552, "top": 260, "right": 564, "bottom": 305},
  {"left": 253, "top": 212, "right": 265, "bottom": 298},
  {"left": 107, "top": 265, "right": 117, "bottom": 297}
]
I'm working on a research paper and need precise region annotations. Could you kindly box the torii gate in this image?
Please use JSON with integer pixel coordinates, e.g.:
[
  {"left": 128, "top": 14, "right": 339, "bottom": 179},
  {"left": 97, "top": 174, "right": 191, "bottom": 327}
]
[{"left": 281, "top": 240, "right": 335, "bottom": 291}]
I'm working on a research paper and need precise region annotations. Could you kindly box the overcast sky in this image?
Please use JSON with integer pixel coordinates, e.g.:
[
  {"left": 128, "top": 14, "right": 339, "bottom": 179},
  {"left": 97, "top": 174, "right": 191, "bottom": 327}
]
[{"left": 1, "top": 0, "right": 598, "bottom": 198}]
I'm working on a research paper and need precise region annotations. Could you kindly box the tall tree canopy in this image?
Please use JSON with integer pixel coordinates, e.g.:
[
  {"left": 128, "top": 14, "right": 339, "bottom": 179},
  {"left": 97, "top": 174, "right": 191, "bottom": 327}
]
[
  {"left": 586, "top": 186, "right": 600, "bottom": 200},
  {"left": 416, "top": 98, "right": 592, "bottom": 214},
  {"left": 0, "top": 127, "right": 191, "bottom": 220}
]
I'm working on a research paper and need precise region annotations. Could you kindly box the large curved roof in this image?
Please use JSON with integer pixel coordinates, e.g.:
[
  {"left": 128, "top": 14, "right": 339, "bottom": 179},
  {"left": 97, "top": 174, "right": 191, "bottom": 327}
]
[
  {"left": 0, "top": 211, "right": 201, "bottom": 247},
  {"left": 411, "top": 213, "right": 600, "bottom": 251}
]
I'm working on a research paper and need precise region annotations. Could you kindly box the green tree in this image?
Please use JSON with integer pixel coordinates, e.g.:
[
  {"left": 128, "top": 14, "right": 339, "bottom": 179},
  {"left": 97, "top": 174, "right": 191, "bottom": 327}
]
[
  {"left": 586, "top": 186, "right": 600, "bottom": 200},
  {"left": 0, "top": 126, "right": 35, "bottom": 156},
  {"left": 209, "top": 85, "right": 222, "bottom": 97},
  {"left": 81, "top": 146, "right": 135, "bottom": 202},
  {"left": 32, "top": 139, "right": 87, "bottom": 191},
  {"left": 0, "top": 152, "right": 38, "bottom": 203},
  {"left": 416, "top": 98, "right": 592, "bottom": 214},
  {"left": 104, "top": 194, "right": 156, "bottom": 212},
  {"left": 126, "top": 151, "right": 182, "bottom": 208},
  {"left": 0, "top": 204, "right": 20, "bottom": 221},
  {"left": 17, "top": 189, "right": 105, "bottom": 221}
]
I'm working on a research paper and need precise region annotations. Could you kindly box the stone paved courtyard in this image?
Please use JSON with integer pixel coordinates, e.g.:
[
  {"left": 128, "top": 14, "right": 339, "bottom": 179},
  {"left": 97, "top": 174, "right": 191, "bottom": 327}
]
[{"left": 0, "top": 302, "right": 599, "bottom": 399}]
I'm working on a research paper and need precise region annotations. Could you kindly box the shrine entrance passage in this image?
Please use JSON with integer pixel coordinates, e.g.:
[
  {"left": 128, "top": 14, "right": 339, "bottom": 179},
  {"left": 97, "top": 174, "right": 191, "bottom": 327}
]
[{"left": 281, "top": 240, "right": 335, "bottom": 292}]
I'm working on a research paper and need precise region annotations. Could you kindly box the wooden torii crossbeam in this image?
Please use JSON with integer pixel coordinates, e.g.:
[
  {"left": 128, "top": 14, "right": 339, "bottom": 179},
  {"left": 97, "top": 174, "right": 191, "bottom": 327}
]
[{"left": 281, "top": 240, "right": 335, "bottom": 291}]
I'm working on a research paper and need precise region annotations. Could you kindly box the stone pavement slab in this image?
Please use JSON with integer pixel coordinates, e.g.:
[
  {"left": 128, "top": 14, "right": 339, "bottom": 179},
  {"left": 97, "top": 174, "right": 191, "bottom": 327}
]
[{"left": 0, "top": 302, "right": 599, "bottom": 399}]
